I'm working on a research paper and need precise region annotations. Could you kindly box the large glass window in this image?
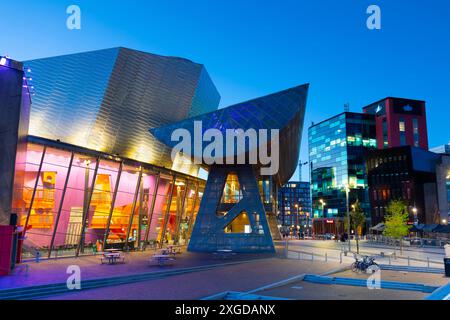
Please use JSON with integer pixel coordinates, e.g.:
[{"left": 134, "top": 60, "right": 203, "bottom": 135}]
[
  {"left": 399, "top": 117, "right": 406, "bottom": 146},
  {"left": 21, "top": 146, "right": 72, "bottom": 257},
  {"left": 18, "top": 143, "right": 205, "bottom": 257},
  {"left": 103, "top": 164, "right": 140, "bottom": 250},
  {"left": 53, "top": 154, "right": 98, "bottom": 256}
]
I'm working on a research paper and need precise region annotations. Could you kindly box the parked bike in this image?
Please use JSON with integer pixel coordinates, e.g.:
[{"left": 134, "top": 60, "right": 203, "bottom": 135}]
[{"left": 351, "top": 255, "right": 379, "bottom": 273}]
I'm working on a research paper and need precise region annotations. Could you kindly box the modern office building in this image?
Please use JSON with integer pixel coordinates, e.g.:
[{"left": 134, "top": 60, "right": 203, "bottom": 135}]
[
  {"left": 0, "top": 49, "right": 308, "bottom": 262},
  {"left": 366, "top": 146, "right": 441, "bottom": 225},
  {"left": 363, "top": 97, "right": 429, "bottom": 150},
  {"left": 0, "top": 48, "right": 221, "bottom": 260},
  {"left": 309, "top": 112, "right": 377, "bottom": 232},
  {"left": 278, "top": 181, "right": 311, "bottom": 232}
]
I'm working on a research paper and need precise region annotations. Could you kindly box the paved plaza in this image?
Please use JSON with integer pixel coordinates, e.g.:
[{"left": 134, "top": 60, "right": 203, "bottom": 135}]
[{"left": 0, "top": 240, "right": 448, "bottom": 300}]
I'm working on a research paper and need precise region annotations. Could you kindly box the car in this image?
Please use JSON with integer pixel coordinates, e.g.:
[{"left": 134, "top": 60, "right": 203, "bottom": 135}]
[{"left": 324, "top": 233, "right": 336, "bottom": 240}]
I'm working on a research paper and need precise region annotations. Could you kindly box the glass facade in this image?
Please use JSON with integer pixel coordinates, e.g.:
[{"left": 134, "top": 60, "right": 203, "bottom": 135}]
[
  {"left": 309, "top": 112, "right": 376, "bottom": 220},
  {"left": 14, "top": 141, "right": 205, "bottom": 258}
]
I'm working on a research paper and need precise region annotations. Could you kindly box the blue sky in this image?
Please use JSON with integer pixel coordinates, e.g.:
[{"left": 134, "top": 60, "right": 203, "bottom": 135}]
[{"left": 2, "top": 0, "right": 450, "bottom": 180}]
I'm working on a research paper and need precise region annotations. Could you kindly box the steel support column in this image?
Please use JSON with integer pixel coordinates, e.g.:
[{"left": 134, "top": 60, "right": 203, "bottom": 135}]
[
  {"left": 159, "top": 175, "right": 176, "bottom": 248},
  {"left": 186, "top": 182, "right": 199, "bottom": 241},
  {"left": 174, "top": 179, "right": 189, "bottom": 245},
  {"left": 23, "top": 146, "right": 47, "bottom": 235},
  {"left": 102, "top": 162, "right": 123, "bottom": 248},
  {"left": 48, "top": 152, "right": 74, "bottom": 258},
  {"left": 144, "top": 173, "right": 160, "bottom": 243},
  {"left": 124, "top": 167, "right": 143, "bottom": 251}
]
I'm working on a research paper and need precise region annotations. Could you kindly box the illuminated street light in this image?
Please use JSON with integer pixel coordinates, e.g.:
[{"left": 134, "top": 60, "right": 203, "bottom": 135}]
[{"left": 412, "top": 207, "right": 418, "bottom": 225}]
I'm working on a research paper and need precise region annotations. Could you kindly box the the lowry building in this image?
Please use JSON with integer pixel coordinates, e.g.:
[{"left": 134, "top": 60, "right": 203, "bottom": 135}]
[
  {"left": 0, "top": 48, "right": 308, "bottom": 264},
  {"left": 150, "top": 84, "right": 309, "bottom": 252}
]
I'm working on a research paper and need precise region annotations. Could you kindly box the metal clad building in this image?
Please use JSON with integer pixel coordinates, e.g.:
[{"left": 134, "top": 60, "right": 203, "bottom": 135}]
[{"left": 25, "top": 47, "right": 221, "bottom": 173}]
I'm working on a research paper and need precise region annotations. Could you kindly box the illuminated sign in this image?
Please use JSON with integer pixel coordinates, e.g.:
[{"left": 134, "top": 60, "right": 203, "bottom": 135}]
[{"left": 403, "top": 105, "right": 413, "bottom": 112}]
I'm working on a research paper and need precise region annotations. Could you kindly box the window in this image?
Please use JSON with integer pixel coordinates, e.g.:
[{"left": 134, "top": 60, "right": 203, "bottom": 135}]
[
  {"left": 413, "top": 118, "right": 419, "bottom": 147},
  {"left": 382, "top": 118, "right": 388, "bottom": 148},
  {"left": 399, "top": 117, "right": 406, "bottom": 146},
  {"left": 399, "top": 118, "right": 406, "bottom": 132}
]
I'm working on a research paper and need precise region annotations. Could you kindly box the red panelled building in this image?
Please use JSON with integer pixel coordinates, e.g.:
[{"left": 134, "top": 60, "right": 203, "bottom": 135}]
[{"left": 363, "top": 97, "right": 428, "bottom": 150}]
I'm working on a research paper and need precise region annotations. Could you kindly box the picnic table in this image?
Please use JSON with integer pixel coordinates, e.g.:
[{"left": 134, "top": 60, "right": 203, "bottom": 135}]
[
  {"left": 101, "top": 250, "right": 125, "bottom": 264},
  {"left": 213, "top": 249, "right": 236, "bottom": 260},
  {"left": 150, "top": 254, "right": 176, "bottom": 266},
  {"left": 166, "top": 245, "right": 183, "bottom": 254}
]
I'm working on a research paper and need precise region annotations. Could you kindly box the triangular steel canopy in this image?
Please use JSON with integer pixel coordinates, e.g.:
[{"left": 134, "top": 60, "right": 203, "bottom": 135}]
[{"left": 149, "top": 84, "right": 308, "bottom": 185}]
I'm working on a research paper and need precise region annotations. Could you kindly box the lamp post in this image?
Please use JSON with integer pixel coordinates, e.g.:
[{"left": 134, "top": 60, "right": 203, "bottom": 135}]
[
  {"left": 306, "top": 212, "right": 310, "bottom": 237},
  {"left": 345, "top": 184, "right": 351, "bottom": 253},
  {"left": 319, "top": 199, "right": 326, "bottom": 237},
  {"left": 295, "top": 204, "right": 300, "bottom": 238},
  {"left": 412, "top": 207, "right": 418, "bottom": 225}
]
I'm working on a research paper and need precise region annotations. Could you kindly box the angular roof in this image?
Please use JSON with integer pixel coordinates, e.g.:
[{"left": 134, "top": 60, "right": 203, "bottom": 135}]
[
  {"left": 150, "top": 84, "right": 309, "bottom": 185},
  {"left": 24, "top": 47, "right": 220, "bottom": 172}
]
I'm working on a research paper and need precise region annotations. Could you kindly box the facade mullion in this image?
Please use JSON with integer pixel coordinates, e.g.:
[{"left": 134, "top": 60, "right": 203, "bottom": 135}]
[
  {"left": 125, "top": 167, "right": 143, "bottom": 251},
  {"left": 76, "top": 157, "right": 100, "bottom": 256},
  {"left": 48, "top": 152, "right": 74, "bottom": 258},
  {"left": 160, "top": 175, "right": 176, "bottom": 248},
  {"left": 144, "top": 173, "right": 160, "bottom": 243},
  {"left": 103, "top": 161, "right": 123, "bottom": 247},
  {"left": 174, "top": 178, "right": 189, "bottom": 245},
  {"left": 23, "top": 146, "right": 47, "bottom": 235},
  {"left": 186, "top": 182, "right": 199, "bottom": 240}
]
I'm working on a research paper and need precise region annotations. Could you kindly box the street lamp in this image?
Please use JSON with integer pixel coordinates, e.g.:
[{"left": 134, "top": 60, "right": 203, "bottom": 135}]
[
  {"left": 412, "top": 207, "right": 418, "bottom": 225},
  {"left": 319, "top": 199, "right": 326, "bottom": 238},
  {"left": 304, "top": 211, "right": 310, "bottom": 237},
  {"left": 295, "top": 204, "right": 300, "bottom": 238},
  {"left": 345, "top": 184, "right": 351, "bottom": 253}
]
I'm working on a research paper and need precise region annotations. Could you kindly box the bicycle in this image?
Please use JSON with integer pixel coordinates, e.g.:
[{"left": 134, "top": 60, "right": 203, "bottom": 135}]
[{"left": 351, "top": 255, "right": 379, "bottom": 273}]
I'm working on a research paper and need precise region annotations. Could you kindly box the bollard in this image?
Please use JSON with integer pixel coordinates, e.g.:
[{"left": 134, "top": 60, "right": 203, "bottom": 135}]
[
  {"left": 340, "top": 252, "right": 343, "bottom": 264},
  {"left": 35, "top": 251, "right": 41, "bottom": 263},
  {"left": 298, "top": 251, "right": 301, "bottom": 260},
  {"left": 311, "top": 253, "right": 314, "bottom": 262},
  {"left": 388, "top": 256, "right": 391, "bottom": 265},
  {"left": 427, "top": 257, "right": 430, "bottom": 268},
  {"left": 407, "top": 256, "right": 410, "bottom": 266},
  {"left": 325, "top": 252, "right": 328, "bottom": 262}
]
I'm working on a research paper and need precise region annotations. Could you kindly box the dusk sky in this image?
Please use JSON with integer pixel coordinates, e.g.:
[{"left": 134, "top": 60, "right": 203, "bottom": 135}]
[{"left": 2, "top": 0, "right": 449, "bottom": 180}]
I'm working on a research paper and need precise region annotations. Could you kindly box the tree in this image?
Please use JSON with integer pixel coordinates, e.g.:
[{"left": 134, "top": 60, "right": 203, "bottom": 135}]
[
  {"left": 383, "top": 200, "right": 411, "bottom": 254},
  {"left": 345, "top": 199, "right": 366, "bottom": 254}
]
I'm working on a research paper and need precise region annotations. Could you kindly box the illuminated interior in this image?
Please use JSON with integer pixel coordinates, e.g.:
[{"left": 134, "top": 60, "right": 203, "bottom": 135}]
[{"left": 14, "top": 142, "right": 205, "bottom": 258}]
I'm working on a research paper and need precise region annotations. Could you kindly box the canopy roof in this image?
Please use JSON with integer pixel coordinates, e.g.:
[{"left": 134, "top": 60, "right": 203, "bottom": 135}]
[
  {"left": 370, "top": 223, "right": 385, "bottom": 232},
  {"left": 149, "top": 84, "right": 309, "bottom": 185}
]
